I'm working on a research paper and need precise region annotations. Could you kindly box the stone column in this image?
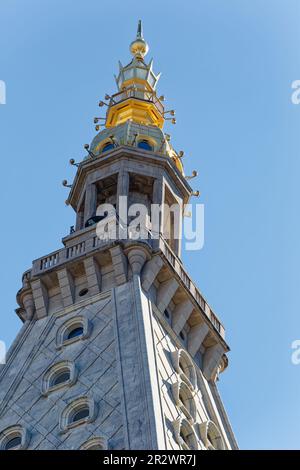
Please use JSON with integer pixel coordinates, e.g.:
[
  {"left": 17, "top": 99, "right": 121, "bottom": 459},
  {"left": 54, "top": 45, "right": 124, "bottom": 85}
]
[
  {"left": 117, "top": 169, "right": 129, "bottom": 240},
  {"left": 151, "top": 177, "right": 164, "bottom": 249},
  {"left": 173, "top": 200, "right": 183, "bottom": 258},
  {"left": 75, "top": 209, "right": 84, "bottom": 231},
  {"left": 84, "top": 183, "right": 97, "bottom": 226}
]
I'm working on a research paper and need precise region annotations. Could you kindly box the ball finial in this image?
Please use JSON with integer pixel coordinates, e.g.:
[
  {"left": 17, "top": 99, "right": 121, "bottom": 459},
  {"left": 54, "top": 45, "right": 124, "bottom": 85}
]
[{"left": 130, "top": 20, "right": 149, "bottom": 59}]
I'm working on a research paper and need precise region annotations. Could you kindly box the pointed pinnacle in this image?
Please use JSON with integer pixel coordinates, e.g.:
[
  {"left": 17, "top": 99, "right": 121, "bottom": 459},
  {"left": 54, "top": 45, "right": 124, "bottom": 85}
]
[{"left": 137, "top": 19, "right": 143, "bottom": 39}]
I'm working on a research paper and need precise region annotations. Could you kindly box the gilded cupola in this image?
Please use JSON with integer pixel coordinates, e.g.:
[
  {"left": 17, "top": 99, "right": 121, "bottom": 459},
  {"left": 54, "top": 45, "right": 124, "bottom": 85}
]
[{"left": 89, "top": 21, "right": 185, "bottom": 175}]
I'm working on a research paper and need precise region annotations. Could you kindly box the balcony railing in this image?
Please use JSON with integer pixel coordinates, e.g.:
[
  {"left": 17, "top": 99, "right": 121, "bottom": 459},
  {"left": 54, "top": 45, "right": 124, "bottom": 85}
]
[
  {"left": 158, "top": 235, "right": 225, "bottom": 337},
  {"left": 32, "top": 226, "right": 225, "bottom": 339},
  {"left": 109, "top": 86, "right": 164, "bottom": 116}
]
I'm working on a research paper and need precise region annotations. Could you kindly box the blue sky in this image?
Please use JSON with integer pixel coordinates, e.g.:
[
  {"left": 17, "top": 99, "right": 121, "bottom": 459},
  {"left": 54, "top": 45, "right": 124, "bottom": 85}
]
[{"left": 1, "top": 0, "right": 300, "bottom": 449}]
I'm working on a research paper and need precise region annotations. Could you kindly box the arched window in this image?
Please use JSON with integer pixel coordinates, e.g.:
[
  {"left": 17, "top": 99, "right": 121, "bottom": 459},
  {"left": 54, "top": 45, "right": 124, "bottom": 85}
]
[
  {"left": 137, "top": 140, "right": 153, "bottom": 151},
  {"left": 5, "top": 436, "right": 22, "bottom": 450},
  {"left": 67, "top": 326, "right": 84, "bottom": 340},
  {"left": 70, "top": 406, "right": 90, "bottom": 424},
  {"left": 172, "top": 380, "right": 197, "bottom": 422},
  {"left": 180, "top": 427, "right": 197, "bottom": 450},
  {"left": 101, "top": 142, "right": 114, "bottom": 153},
  {"left": 80, "top": 437, "right": 107, "bottom": 450},
  {"left": 172, "top": 349, "right": 196, "bottom": 390},
  {"left": 173, "top": 418, "right": 198, "bottom": 450},
  {"left": 42, "top": 361, "right": 77, "bottom": 395},
  {"left": 199, "top": 420, "right": 225, "bottom": 450},
  {"left": 60, "top": 397, "right": 97, "bottom": 433},
  {"left": 0, "top": 426, "right": 29, "bottom": 450},
  {"left": 51, "top": 369, "right": 70, "bottom": 387},
  {"left": 56, "top": 316, "right": 91, "bottom": 349}
]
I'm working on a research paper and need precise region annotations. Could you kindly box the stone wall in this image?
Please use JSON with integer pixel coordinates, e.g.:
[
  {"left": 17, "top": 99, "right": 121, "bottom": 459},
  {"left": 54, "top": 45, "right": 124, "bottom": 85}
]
[{"left": 0, "top": 293, "right": 125, "bottom": 450}]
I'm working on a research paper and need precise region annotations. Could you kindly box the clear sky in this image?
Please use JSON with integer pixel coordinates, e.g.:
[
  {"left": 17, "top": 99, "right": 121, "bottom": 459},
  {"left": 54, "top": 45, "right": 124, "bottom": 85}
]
[{"left": 0, "top": 0, "right": 300, "bottom": 450}]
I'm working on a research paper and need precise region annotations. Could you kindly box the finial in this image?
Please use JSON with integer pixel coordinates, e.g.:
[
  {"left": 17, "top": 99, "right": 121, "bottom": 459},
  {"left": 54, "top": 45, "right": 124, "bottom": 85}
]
[
  {"left": 130, "top": 20, "right": 149, "bottom": 59},
  {"left": 137, "top": 19, "right": 143, "bottom": 39}
]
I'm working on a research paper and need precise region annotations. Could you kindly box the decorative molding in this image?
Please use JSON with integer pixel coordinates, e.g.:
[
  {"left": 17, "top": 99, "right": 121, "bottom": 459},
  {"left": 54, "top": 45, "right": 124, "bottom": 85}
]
[
  {"left": 171, "top": 380, "right": 196, "bottom": 423},
  {"left": 198, "top": 420, "right": 225, "bottom": 450},
  {"left": 60, "top": 396, "right": 97, "bottom": 434},
  {"left": 187, "top": 321, "right": 209, "bottom": 358},
  {"left": 141, "top": 255, "right": 164, "bottom": 292},
  {"left": 172, "top": 417, "right": 199, "bottom": 450},
  {"left": 171, "top": 349, "right": 196, "bottom": 390},
  {"left": 0, "top": 425, "right": 30, "bottom": 450},
  {"left": 172, "top": 300, "right": 194, "bottom": 336},
  {"left": 126, "top": 247, "right": 149, "bottom": 275},
  {"left": 41, "top": 360, "right": 77, "bottom": 396},
  {"left": 56, "top": 316, "right": 91, "bottom": 349},
  {"left": 203, "top": 343, "right": 226, "bottom": 382},
  {"left": 157, "top": 278, "right": 179, "bottom": 313},
  {"left": 80, "top": 436, "right": 108, "bottom": 450}
]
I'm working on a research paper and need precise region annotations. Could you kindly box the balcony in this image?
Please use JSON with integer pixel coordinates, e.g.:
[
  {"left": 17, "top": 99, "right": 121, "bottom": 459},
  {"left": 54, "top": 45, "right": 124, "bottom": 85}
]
[
  {"left": 108, "top": 86, "right": 164, "bottom": 116},
  {"left": 31, "top": 225, "right": 225, "bottom": 340}
]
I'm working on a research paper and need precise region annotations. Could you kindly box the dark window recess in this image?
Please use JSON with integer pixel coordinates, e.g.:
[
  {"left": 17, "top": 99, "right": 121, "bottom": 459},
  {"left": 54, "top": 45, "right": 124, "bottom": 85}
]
[
  {"left": 72, "top": 407, "right": 89, "bottom": 423},
  {"left": 5, "top": 436, "right": 22, "bottom": 450},
  {"left": 85, "top": 214, "right": 107, "bottom": 228},
  {"left": 52, "top": 370, "right": 70, "bottom": 386},
  {"left": 67, "top": 326, "right": 84, "bottom": 340},
  {"left": 164, "top": 309, "right": 170, "bottom": 319},
  {"left": 101, "top": 143, "right": 114, "bottom": 153},
  {"left": 137, "top": 140, "right": 153, "bottom": 151},
  {"left": 79, "top": 288, "right": 89, "bottom": 297}
]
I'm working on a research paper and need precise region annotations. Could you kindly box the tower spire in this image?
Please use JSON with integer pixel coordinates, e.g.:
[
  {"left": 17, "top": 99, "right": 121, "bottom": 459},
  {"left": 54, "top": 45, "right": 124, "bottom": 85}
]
[
  {"left": 130, "top": 19, "right": 149, "bottom": 59},
  {"left": 137, "top": 19, "right": 143, "bottom": 39}
]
